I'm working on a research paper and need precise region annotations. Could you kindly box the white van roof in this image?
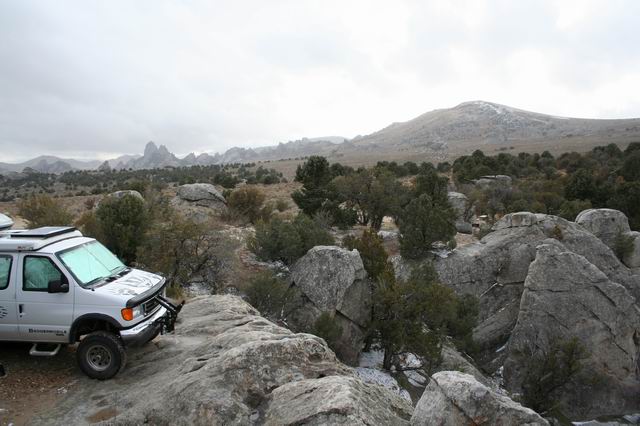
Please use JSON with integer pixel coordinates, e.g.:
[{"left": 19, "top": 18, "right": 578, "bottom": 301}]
[{"left": 0, "top": 226, "right": 84, "bottom": 252}]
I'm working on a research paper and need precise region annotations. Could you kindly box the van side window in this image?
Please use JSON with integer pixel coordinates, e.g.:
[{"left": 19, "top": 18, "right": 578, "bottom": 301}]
[
  {"left": 23, "top": 256, "right": 64, "bottom": 291},
  {"left": 0, "top": 255, "right": 11, "bottom": 290}
]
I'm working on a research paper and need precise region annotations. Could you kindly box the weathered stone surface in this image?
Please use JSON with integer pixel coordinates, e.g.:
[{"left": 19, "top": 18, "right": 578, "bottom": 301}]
[
  {"left": 492, "top": 211, "right": 539, "bottom": 230},
  {"left": 411, "top": 371, "right": 548, "bottom": 426},
  {"left": 172, "top": 183, "right": 228, "bottom": 222},
  {"left": 33, "top": 296, "right": 411, "bottom": 425},
  {"left": 176, "top": 183, "right": 226, "bottom": 207},
  {"left": 504, "top": 240, "right": 640, "bottom": 419},
  {"left": 264, "top": 376, "right": 412, "bottom": 425},
  {"left": 395, "top": 212, "right": 640, "bottom": 371},
  {"left": 448, "top": 191, "right": 473, "bottom": 234},
  {"left": 288, "top": 246, "right": 372, "bottom": 365},
  {"left": 291, "top": 246, "right": 368, "bottom": 325},
  {"left": 576, "top": 208, "right": 631, "bottom": 248},
  {"left": 437, "top": 344, "right": 494, "bottom": 388}
]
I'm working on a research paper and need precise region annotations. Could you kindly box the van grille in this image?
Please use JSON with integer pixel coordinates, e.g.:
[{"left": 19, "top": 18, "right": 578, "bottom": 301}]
[{"left": 143, "top": 297, "right": 160, "bottom": 315}]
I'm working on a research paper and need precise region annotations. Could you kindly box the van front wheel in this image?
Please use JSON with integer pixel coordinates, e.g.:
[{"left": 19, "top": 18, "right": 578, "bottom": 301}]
[{"left": 77, "top": 331, "right": 126, "bottom": 380}]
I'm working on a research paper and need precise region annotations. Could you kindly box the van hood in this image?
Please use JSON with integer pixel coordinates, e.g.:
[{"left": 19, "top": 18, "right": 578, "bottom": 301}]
[{"left": 92, "top": 268, "right": 164, "bottom": 300}]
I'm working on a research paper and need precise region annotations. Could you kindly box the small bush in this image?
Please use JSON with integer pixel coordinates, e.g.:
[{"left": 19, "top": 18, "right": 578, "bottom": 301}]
[
  {"left": 244, "top": 272, "right": 292, "bottom": 319},
  {"left": 275, "top": 199, "right": 289, "bottom": 212},
  {"left": 95, "top": 194, "right": 148, "bottom": 264},
  {"left": 613, "top": 230, "right": 635, "bottom": 261},
  {"left": 75, "top": 211, "right": 104, "bottom": 240},
  {"left": 399, "top": 194, "right": 457, "bottom": 259},
  {"left": 551, "top": 224, "right": 564, "bottom": 241},
  {"left": 559, "top": 199, "right": 592, "bottom": 221},
  {"left": 520, "top": 337, "right": 588, "bottom": 414},
  {"left": 17, "top": 194, "right": 73, "bottom": 228},
  {"left": 343, "top": 229, "right": 392, "bottom": 281},
  {"left": 311, "top": 312, "right": 343, "bottom": 353},
  {"left": 136, "top": 210, "right": 232, "bottom": 296},
  {"left": 227, "top": 186, "right": 266, "bottom": 223},
  {"left": 249, "top": 213, "right": 334, "bottom": 264}
]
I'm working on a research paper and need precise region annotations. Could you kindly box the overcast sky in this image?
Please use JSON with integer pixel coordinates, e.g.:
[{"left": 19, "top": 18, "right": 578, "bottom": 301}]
[{"left": 1, "top": 0, "right": 639, "bottom": 162}]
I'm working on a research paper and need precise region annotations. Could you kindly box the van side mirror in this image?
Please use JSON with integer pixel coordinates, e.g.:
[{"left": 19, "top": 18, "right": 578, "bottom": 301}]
[{"left": 48, "top": 278, "right": 69, "bottom": 293}]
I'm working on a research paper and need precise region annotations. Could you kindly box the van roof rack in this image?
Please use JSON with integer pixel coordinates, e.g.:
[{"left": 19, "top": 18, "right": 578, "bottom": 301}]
[
  {"left": 0, "top": 227, "right": 84, "bottom": 252},
  {"left": 9, "top": 226, "right": 77, "bottom": 239}
]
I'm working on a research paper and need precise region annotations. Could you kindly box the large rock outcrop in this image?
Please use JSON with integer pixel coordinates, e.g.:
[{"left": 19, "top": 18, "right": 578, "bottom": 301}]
[
  {"left": 172, "top": 183, "right": 228, "bottom": 222},
  {"left": 411, "top": 371, "right": 548, "bottom": 426},
  {"left": 576, "top": 208, "right": 640, "bottom": 269},
  {"left": 288, "top": 246, "right": 372, "bottom": 365},
  {"left": 395, "top": 212, "right": 640, "bottom": 369},
  {"left": 504, "top": 240, "right": 640, "bottom": 419},
  {"left": 34, "top": 296, "right": 412, "bottom": 425},
  {"left": 176, "top": 183, "right": 226, "bottom": 208},
  {"left": 575, "top": 208, "right": 631, "bottom": 247},
  {"left": 448, "top": 191, "right": 473, "bottom": 234}
]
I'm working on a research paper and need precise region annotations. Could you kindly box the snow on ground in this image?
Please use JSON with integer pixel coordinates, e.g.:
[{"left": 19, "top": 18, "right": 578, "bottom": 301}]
[
  {"left": 357, "top": 350, "right": 424, "bottom": 400},
  {"left": 397, "top": 353, "right": 428, "bottom": 387},
  {"left": 358, "top": 349, "right": 385, "bottom": 368},
  {"left": 356, "top": 349, "right": 411, "bottom": 401},
  {"left": 354, "top": 368, "right": 411, "bottom": 402}
]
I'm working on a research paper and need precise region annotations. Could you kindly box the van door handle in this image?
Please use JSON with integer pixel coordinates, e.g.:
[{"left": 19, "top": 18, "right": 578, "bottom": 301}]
[{"left": 18, "top": 304, "right": 24, "bottom": 317}]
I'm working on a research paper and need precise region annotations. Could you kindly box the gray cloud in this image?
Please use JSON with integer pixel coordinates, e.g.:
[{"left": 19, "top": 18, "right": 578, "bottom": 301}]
[{"left": 1, "top": 0, "right": 639, "bottom": 162}]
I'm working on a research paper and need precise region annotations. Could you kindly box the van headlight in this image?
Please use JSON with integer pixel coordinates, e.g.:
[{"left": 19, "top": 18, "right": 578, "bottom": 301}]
[{"left": 121, "top": 305, "right": 144, "bottom": 321}]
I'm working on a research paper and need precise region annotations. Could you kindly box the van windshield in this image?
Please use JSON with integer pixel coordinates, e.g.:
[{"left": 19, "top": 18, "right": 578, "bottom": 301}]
[{"left": 58, "top": 241, "right": 126, "bottom": 286}]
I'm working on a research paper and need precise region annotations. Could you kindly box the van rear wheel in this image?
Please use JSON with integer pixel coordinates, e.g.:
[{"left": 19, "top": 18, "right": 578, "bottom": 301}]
[{"left": 77, "top": 331, "right": 126, "bottom": 380}]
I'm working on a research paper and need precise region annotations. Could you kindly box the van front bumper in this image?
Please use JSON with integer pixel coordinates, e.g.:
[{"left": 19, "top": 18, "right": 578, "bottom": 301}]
[{"left": 120, "top": 307, "right": 167, "bottom": 347}]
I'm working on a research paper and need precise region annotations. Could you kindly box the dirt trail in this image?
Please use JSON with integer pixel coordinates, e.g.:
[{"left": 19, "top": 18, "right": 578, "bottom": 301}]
[{"left": 0, "top": 343, "right": 79, "bottom": 426}]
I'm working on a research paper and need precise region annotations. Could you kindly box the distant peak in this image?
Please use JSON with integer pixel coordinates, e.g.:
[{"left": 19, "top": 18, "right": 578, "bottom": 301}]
[
  {"left": 455, "top": 100, "right": 510, "bottom": 115},
  {"left": 457, "top": 100, "right": 499, "bottom": 108},
  {"left": 144, "top": 141, "right": 158, "bottom": 156},
  {"left": 157, "top": 144, "right": 170, "bottom": 155}
]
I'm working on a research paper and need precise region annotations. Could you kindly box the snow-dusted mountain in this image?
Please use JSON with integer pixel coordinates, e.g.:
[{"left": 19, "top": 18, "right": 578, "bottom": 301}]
[{"left": 345, "top": 101, "right": 640, "bottom": 157}]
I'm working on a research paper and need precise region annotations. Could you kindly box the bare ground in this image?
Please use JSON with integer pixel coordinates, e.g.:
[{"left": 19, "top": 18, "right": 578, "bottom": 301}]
[{"left": 0, "top": 343, "right": 79, "bottom": 426}]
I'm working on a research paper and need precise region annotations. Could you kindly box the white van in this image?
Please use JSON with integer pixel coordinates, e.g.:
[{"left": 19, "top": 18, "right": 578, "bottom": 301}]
[{"left": 0, "top": 226, "right": 182, "bottom": 379}]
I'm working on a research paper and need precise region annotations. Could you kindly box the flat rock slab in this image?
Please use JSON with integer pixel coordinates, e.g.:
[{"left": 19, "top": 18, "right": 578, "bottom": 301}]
[{"left": 32, "top": 295, "right": 412, "bottom": 425}]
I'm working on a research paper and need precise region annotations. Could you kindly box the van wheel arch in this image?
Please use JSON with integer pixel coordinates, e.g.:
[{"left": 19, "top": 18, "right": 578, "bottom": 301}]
[{"left": 69, "top": 314, "right": 121, "bottom": 343}]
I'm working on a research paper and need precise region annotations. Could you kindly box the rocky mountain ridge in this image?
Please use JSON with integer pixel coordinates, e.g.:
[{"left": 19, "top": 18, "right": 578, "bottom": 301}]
[
  {"left": 344, "top": 100, "right": 640, "bottom": 159},
  {"left": 4, "top": 100, "right": 639, "bottom": 173}
]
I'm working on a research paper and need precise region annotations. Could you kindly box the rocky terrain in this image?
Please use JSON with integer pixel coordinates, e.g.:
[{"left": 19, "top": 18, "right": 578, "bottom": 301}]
[
  {"left": 395, "top": 209, "right": 640, "bottom": 419},
  {"left": 19, "top": 295, "right": 549, "bottom": 426},
  {"left": 32, "top": 295, "right": 413, "bottom": 425},
  {"left": 504, "top": 239, "right": 640, "bottom": 417},
  {"left": 2, "top": 175, "right": 640, "bottom": 424}
]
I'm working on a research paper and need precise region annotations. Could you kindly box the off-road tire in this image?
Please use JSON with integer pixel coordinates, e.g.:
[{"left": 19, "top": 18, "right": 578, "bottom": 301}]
[{"left": 77, "top": 331, "right": 126, "bottom": 380}]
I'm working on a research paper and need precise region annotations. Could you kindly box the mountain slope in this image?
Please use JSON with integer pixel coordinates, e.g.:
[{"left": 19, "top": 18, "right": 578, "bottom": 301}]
[
  {"left": 0, "top": 156, "right": 102, "bottom": 174},
  {"left": 344, "top": 101, "right": 640, "bottom": 158}
]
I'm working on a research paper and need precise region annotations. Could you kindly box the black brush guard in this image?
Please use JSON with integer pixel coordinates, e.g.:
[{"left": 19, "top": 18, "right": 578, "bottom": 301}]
[{"left": 155, "top": 295, "right": 184, "bottom": 334}]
